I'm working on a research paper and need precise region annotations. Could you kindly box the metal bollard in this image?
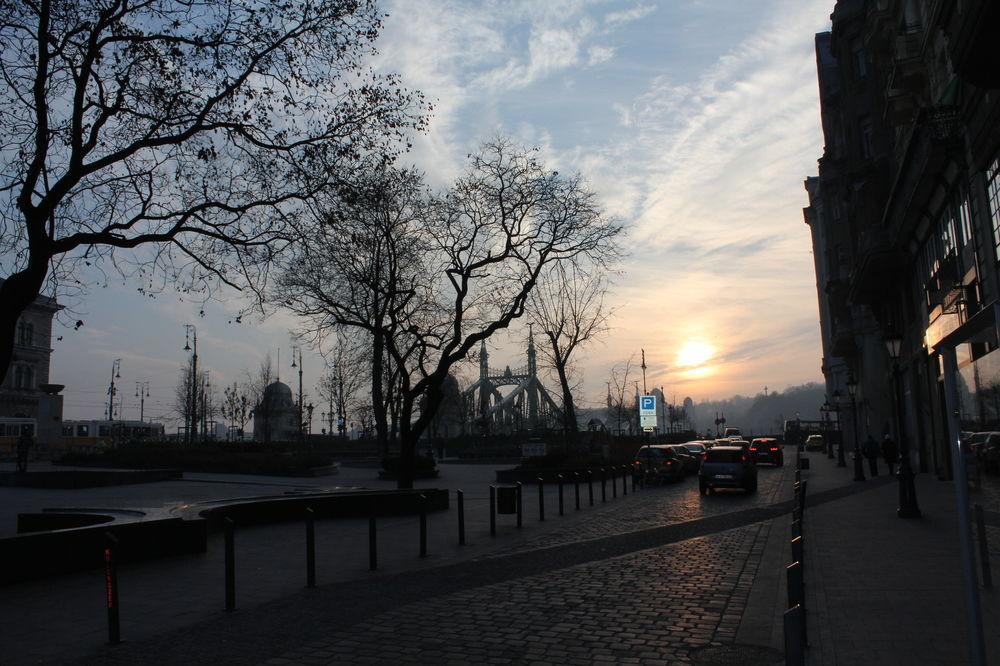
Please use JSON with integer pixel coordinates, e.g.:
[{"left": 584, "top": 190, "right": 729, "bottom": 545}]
[
  {"left": 975, "top": 504, "right": 992, "bottom": 588},
  {"left": 791, "top": 518, "right": 802, "bottom": 539},
  {"left": 798, "top": 480, "right": 807, "bottom": 513},
  {"left": 457, "top": 489, "right": 466, "bottom": 545},
  {"left": 792, "top": 507, "right": 801, "bottom": 523},
  {"left": 489, "top": 486, "right": 497, "bottom": 537},
  {"left": 538, "top": 477, "right": 545, "bottom": 521},
  {"left": 558, "top": 475, "right": 564, "bottom": 516},
  {"left": 104, "top": 532, "right": 121, "bottom": 645},
  {"left": 622, "top": 466, "right": 628, "bottom": 496},
  {"left": 369, "top": 499, "right": 377, "bottom": 571},
  {"left": 601, "top": 468, "right": 607, "bottom": 503},
  {"left": 786, "top": 561, "right": 807, "bottom": 648},
  {"left": 574, "top": 473, "right": 581, "bottom": 510},
  {"left": 632, "top": 468, "right": 638, "bottom": 492},
  {"left": 516, "top": 481, "right": 523, "bottom": 528},
  {"left": 224, "top": 517, "right": 236, "bottom": 611},
  {"left": 305, "top": 507, "right": 316, "bottom": 588},
  {"left": 612, "top": 467, "right": 618, "bottom": 499},
  {"left": 419, "top": 494, "right": 427, "bottom": 557},
  {"left": 783, "top": 605, "right": 805, "bottom": 666},
  {"left": 794, "top": 469, "right": 801, "bottom": 483},
  {"left": 588, "top": 470, "right": 595, "bottom": 506},
  {"left": 791, "top": 535, "right": 804, "bottom": 575}
]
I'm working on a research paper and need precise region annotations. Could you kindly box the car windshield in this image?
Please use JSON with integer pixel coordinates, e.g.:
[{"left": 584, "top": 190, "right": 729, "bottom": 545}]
[
  {"left": 705, "top": 449, "right": 744, "bottom": 463},
  {"left": 684, "top": 444, "right": 705, "bottom": 453}
]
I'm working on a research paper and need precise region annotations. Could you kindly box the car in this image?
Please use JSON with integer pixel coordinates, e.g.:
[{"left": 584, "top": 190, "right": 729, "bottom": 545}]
[
  {"left": 724, "top": 427, "right": 742, "bottom": 438},
  {"left": 666, "top": 445, "right": 700, "bottom": 475},
  {"left": 681, "top": 442, "right": 708, "bottom": 469},
  {"left": 749, "top": 438, "right": 783, "bottom": 466},
  {"left": 804, "top": 434, "right": 825, "bottom": 451},
  {"left": 633, "top": 445, "right": 685, "bottom": 484},
  {"left": 699, "top": 446, "right": 758, "bottom": 494}
]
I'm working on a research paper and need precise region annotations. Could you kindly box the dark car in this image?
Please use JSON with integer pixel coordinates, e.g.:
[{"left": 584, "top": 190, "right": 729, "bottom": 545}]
[
  {"left": 699, "top": 446, "right": 758, "bottom": 495},
  {"left": 681, "top": 442, "right": 708, "bottom": 469},
  {"left": 667, "top": 444, "right": 699, "bottom": 475},
  {"left": 633, "top": 445, "right": 685, "bottom": 484},
  {"left": 749, "top": 438, "right": 783, "bottom": 466}
]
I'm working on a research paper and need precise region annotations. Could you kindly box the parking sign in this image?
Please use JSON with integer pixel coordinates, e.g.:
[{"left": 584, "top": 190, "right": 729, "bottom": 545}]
[{"left": 640, "top": 395, "right": 657, "bottom": 428}]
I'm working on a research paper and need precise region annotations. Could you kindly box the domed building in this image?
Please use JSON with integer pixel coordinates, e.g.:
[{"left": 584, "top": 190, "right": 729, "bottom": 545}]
[{"left": 253, "top": 380, "right": 299, "bottom": 443}]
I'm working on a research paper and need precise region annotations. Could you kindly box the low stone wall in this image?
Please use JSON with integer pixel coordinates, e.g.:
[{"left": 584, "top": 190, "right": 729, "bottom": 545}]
[{"left": 0, "top": 468, "right": 182, "bottom": 488}]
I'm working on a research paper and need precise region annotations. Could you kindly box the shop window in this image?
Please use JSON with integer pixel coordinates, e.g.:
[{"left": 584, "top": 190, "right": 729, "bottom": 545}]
[{"left": 988, "top": 156, "right": 1000, "bottom": 261}]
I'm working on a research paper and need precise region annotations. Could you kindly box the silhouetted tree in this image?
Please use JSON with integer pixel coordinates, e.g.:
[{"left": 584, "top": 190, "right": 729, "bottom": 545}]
[{"left": 0, "top": 0, "right": 427, "bottom": 380}]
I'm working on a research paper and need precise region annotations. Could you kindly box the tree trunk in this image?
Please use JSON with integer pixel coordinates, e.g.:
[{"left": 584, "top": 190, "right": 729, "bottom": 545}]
[
  {"left": 0, "top": 259, "right": 49, "bottom": 383},
  {"left": 371, "top": 331, "right": 389, "bottom": 457},
  {"left": 555, "top": 361, "right": 578, "bottom": 450},
  {"left": 398, "top": 381, "right": 446, "bottom": 489}
]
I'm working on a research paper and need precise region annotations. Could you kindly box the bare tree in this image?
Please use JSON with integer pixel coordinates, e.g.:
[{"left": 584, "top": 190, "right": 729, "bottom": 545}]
[
  {"left": 244, "top": 354, "right": 274, "bottom": 443},
  {"left": 280, "top": 138, "right": 623, "bottom": 487},
  {"left": 222, "top": 382, "right": 250, "bottom": 441},
  {"left": 0, "top": 0, "right": 427, "bottom": 380},
  {"left": 609, "top": 357, "right": 636, "bottom": 436},
  {"left": 529, "top": 262, "right": 615, "bottom": 446},
  {"left": 317, "top": 334, "right": 364, "bottom": 440},
  {"left": 173, "top": 364, "right": 198, "bottom": 438}
]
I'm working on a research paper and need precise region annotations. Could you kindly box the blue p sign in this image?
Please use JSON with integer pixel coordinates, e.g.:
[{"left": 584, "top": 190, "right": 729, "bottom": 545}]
[{"left": 641, "top": 396, "right": 655, "bottom": 411}]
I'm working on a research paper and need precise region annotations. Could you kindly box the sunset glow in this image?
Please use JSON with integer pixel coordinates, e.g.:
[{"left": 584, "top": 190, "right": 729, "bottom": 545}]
[{"left": 676, "top": 341, "right": 715, "bottom": 369}]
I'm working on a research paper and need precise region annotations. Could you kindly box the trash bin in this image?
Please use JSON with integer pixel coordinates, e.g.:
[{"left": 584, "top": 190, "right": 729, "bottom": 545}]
[{"left": 496, "top": 485, "right": 518, "bottom": 514}]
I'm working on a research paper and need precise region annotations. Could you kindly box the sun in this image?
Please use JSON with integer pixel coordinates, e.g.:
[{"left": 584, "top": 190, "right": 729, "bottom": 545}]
[{"left": 676, "top": 340, "right": 715, "bottom": 369}]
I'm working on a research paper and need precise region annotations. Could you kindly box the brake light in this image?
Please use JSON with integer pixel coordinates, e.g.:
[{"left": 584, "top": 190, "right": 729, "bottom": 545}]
[
  {"left": 664, "top": 460, "right": 674, "bottom": 466},
  {"left": 770, "top": 447, "right": 779, "bottom": 451}
]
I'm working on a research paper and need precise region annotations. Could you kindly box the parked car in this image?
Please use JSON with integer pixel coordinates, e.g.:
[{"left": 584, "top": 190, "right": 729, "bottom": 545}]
[
  {"left": 633, "top": 445, "right": 685, "bottom": 484},
  {"left": 667, "top": 444, "right": 699, "bottom": 475},
  {"left": 749, "top": 438, "right": 783, "bottom": 466},
  {"left": 699, "top": 446, "right": 758, "bottom": 494},
  {"left": 981, "top": 437, "right": 1000, "bottom": 474},
  {"left": 804, "top": 434, "right": 825, "bottom": 451},
  {"left": 681, "top": 442, "right": 708, "bottom": 469}
]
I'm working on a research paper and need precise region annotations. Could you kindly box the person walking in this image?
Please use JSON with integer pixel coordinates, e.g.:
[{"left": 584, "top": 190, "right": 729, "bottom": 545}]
[
  {"left": 862, "top": 434, "right": 880, "bottom": 476},
  {"left": 881, "top": 433, "right": 899, "bottom": 476}
]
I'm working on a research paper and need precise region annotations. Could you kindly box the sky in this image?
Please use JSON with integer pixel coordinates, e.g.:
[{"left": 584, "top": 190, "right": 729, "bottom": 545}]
[{"left": 37, "top": 0, "right": 835, "bottom": 428}]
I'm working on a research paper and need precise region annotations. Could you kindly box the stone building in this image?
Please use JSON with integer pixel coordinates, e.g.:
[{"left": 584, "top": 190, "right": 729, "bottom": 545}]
[
  {"left": 804, "top": 0, "right": 1000, "bottom": 478},
  {"left": 253, "top": 380, "right": 299, "bottom": 443},
  {"left": 0, "top": 279, "right": 64, "bottom": 449}
]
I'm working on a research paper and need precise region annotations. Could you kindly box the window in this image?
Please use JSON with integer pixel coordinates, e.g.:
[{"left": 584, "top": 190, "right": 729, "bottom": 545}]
[
  {"left": 960, "top": 193, "right": 974, "bottom": 248},
  {"left": 98, "top": 425, "right": 110, "bottom": 437},
  {"left": 988, "top": 156, "right": 1000, "bottom": 261},
  {"left": 12, "top": 364, "right": 34, "bottom": 389},
  {"left": 860, "top": 117, "right": 874, "bottom": 160},
  {"left": 76, "top": 425, "right": 89, "bottom": 437},
  {"left": 17, "top": 322, "right": 33, "bottom": 346},
  {"left": 852, "top": 46, "right": 868, "bottom": 79}
]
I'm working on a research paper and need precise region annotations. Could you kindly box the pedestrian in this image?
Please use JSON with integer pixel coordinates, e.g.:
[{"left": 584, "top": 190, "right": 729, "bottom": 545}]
[
  {"left": 862, "top": 434, "right": 879, "bottom": 476},
  {"left": 15, "top": 431, "right": 32, "bottom": 473},
  {"left": 881, "top": 433, "right": 899, "bottom": 475}
]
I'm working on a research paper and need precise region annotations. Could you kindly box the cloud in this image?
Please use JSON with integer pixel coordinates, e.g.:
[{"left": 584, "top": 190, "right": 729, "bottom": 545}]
[
  {"left": 605, "top": 4, "right": 657, "bottom": 27},
  {"left": 588, "top": 45, "right": 615, "bottom": 66}
]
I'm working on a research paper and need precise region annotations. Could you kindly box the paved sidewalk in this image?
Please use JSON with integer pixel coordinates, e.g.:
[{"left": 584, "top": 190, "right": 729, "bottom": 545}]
[{"left": 797, "top": 452, "right": 1000, "bottom": 665}]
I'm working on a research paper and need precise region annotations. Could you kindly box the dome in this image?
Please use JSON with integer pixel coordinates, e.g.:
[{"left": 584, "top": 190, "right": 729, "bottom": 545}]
[{"left": 261, "top": 381, "right": 294, "bottom": 409}]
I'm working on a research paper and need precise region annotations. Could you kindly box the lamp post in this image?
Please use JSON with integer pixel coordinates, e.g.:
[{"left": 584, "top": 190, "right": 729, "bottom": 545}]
[
  {"left": 106, "top": 359, "right": 121, "bottom": 422},
  {"left": 291, "top": 346, "right": 304, "bottom": 445},
  {"left": 184, "top": 325, "right": 198, "bottom": 445},
  {"left": 885, "top": 330, "right": 921, "bottom": 518},
  {"left": 135, "top": 381, "right": 150, "bottom": 423},
  {"left": 848, "top": 373, "right": 864, "bottom": 481},
  {"left": 824, "top": 396, "right": 836, "bottom": 458}
]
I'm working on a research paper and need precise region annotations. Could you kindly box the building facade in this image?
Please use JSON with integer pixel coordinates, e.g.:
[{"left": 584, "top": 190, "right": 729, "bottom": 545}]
[
  {"left": 805, "top": 0, "right": 1000, "bottom": 477},
  {"left": 0, "top": 279, "right": 64, "bottom": 449}
]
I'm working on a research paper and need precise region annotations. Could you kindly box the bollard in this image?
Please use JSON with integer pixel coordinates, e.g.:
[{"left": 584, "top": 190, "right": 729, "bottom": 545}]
[
  {"left": 588, "top": 470, "right": 595, "bottom": 506},
  {"left": 794, "top": 469, "right": 801, "bottom": 483},
  {"left": 601, "top": 468, "right": 607, "bottom": 503},
  {"left": 516, "top": 481, "right": 523, "bottom": 528},
  {"left": 791, "top": 518, "right": 802, "bottom": 539},
  {"left": 104, "top": 532, "right": 121, "bottom": 645},
  {"left": 369, "top": 499, "right": 377, "bottom": 571},
  {"left": 538, "top": 477, "right": 545, "bottom": 521},
  {"left": 792, "top": 507, "right": 801, "bottom": 524},
  {"left": 622, "top": 465, "right": 628, "bottom": 496},
  {"left": 419, "top": 494, "right": 427, "bottom": 557},
  {"left": 798, "top": 480, "right": 807, "bottom": 514},
  {"left": 783, "top": 605, "right": 805, "bottom": 666},
  {"left": 558, "top": 475, "right": 564, "bottom": 516},
  {"left": 574, "top": 473, "right": 581, "bottom": 510},
  {"left": 791, "top": 535, "right": 804, "bottom": 575},
  {"left": 632, "top": 467, "right": 638, "bottom": 492},
  {"left": 224, "top": 517, "right": 236, "bottom": 611},
  {"left": 457, "top": 489, "right": 466, "bottom": 545},
  {"left": 975, "top": 504, "right": 992, "bottom": 588},
  {"left": 612, "top": 467, "right": 618, "bottom": 499},
  {"left": 305, "top": 507, "right": 316, "bottom": 588},
  {"left": 489, "top": 486, "right": 497, "bottom": 537},
  {"left": 786, "top": 561, "right": 807, "bottom": 648}
]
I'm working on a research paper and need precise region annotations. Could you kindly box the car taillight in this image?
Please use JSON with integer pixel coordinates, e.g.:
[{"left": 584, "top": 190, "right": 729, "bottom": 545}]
[
  {"left": 749, "top": 447, "right": 757, "bottom": 452},
  {"left": 664, "top": 460, "right": 674, "bottom": 465},
  {"left": 770, "top": 447, "right": 779, "bottom": 451},
  {"left": 741, "top": 455, "right": 749, "bottom": 463}
]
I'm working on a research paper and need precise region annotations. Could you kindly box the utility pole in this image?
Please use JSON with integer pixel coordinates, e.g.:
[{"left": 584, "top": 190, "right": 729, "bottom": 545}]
[
  {"left": 291, "top": 346, "right": 304, "bottom": 445},
  {"left": 107, "top": 359, "right": 121, "bottom": 422},
  {"left": 640, "top": 349, "right": 647, "bottom": 395},
  {"left": 201, "top": 372, "right": 211, "bottom": 439},
  {"left": 184, "top": 325, "right": 198, "bottom": 445},
  {"left": 135, "top": 381, "right": 149, "bottom": 422}
]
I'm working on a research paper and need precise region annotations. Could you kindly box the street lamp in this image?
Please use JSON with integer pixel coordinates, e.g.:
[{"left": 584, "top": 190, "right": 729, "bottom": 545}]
[
  {"left": 885, "top": 329, "right": 921, "bottom": 518},
  {"left": 848, "top": 373, "right": 864, "bottom": 481},
  {"left": 184, "top": 324, "right": 198, "bottom": 446},
  {"left": 825, "top": 394, "right": 836, "bottom": 459}
]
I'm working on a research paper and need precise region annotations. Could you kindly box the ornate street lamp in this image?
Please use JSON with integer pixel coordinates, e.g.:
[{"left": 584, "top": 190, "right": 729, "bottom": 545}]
[
  {"left": 885, "top": 330, "right": 921, "bottom": 518},
  {"left": 833, "top": 389, "right": 846, "bottom": 467},
  {"left": 848, "top": 373, "right": 863, "bottom": 480}
]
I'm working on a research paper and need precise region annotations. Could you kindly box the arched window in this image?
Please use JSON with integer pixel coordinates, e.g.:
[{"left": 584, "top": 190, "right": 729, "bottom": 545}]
[{"left": 16, "top": 322, "right": 34, "bottom": 346}]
